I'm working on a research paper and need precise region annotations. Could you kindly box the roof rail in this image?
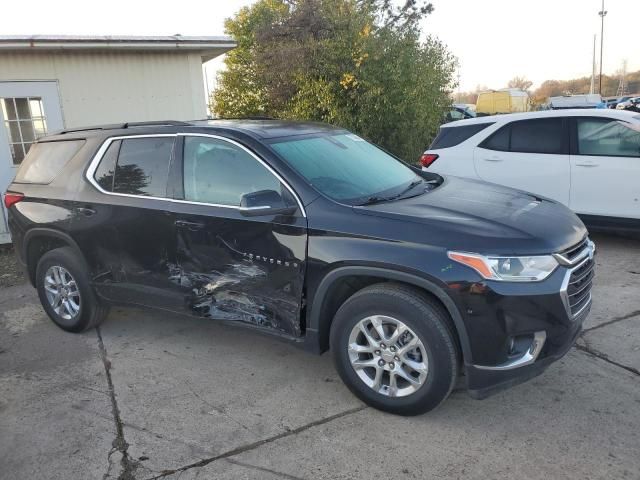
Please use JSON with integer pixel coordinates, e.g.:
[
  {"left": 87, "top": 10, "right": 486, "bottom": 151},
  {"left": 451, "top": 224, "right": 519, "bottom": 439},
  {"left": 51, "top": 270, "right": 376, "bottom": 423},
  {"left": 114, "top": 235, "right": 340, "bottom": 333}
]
[
  {"left": 123, "top": 120, "right": 191, "bottom": 128},
  {"left": 57, "top": 124, "right": 124, "bottom": 134},
  {"left": 215, "top": 116, "right": 276, "bottom": 120},
  {"left": 58, "top": 120, "right": 192, "bottom": 134}
]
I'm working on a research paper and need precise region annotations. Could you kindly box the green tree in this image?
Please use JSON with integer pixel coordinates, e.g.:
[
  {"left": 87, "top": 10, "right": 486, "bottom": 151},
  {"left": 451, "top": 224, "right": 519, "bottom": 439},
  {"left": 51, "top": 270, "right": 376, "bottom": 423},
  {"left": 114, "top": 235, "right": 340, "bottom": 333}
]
[{"left": 212, "top": 0, "right": 456, "bottom": 162}]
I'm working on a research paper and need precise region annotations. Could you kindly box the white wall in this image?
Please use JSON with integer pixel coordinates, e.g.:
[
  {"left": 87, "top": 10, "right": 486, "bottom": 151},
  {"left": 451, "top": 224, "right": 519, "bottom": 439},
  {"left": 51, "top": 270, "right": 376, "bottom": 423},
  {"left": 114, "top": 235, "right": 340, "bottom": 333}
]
[{"left": 0, "top": 50, "right": 207, "bottom": 128}]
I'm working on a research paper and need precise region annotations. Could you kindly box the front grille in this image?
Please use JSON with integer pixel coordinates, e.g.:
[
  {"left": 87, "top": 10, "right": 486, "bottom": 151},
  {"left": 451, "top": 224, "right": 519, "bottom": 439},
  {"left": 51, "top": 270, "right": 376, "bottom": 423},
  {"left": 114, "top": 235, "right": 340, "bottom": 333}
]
[
  {"left": 566, "top": 257, "right": 595, "bottom": 317},
  {"left": 560, "top": 237, "right": 589, "bottom": 264}
]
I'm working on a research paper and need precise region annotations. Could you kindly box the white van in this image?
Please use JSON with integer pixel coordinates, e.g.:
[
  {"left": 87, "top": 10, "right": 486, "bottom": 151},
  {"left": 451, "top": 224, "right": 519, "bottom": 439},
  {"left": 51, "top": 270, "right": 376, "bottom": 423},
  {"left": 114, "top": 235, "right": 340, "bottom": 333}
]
[{"left": 549, "top": 94, "right": 604, "bottom": 109}]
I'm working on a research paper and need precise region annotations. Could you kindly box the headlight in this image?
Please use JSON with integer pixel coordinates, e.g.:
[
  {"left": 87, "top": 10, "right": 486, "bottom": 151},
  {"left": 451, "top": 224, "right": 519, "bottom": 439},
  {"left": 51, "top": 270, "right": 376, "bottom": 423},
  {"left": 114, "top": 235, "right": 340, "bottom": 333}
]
[{"left": 448, "top": 251, "right": 558, "bottom": 282}]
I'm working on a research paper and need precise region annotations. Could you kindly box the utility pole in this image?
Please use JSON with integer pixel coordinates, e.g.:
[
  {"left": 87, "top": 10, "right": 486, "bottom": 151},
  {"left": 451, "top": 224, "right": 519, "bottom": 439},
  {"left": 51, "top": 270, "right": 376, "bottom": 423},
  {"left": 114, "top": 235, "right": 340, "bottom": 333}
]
[
  {"left": 598, "top": 0, "right": 607, "bottom": 95},
  {"left": 590, "top": 34, "right": 596, "bottom": 94}
]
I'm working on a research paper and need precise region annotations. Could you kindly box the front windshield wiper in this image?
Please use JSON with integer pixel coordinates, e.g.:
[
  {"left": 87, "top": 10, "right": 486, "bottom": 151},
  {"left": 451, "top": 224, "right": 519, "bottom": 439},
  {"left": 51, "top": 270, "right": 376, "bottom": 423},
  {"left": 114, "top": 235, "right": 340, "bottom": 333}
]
[
  {"left": 356, "top": 178, "right": 425, "bottom": 206},
  {"left": 357, "top": 196, "right": 391, "bottom": 206},
  {"left": 392, "top": 178, "right": 424, "bottom": 199}
]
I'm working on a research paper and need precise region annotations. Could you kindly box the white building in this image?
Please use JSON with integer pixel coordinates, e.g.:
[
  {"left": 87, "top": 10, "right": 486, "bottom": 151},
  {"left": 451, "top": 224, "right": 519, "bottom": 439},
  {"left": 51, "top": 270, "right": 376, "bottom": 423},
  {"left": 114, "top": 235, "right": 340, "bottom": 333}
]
[{"left": 0, "top": 35, "right": 235, "bottom": 243}]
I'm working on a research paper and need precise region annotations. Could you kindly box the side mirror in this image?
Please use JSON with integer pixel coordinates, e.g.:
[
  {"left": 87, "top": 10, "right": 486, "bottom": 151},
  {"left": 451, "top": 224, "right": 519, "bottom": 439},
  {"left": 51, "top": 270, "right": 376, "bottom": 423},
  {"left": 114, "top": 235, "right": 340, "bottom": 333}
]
[{"left": 239, "top": 189, "right": 297, "bottom": 217}]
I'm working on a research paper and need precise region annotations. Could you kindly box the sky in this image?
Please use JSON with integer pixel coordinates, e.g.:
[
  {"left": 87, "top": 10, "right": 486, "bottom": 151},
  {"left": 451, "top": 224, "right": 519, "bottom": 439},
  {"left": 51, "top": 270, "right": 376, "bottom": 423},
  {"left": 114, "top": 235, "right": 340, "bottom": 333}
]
[{"left": 2, "top": 0, "right": 638, "bottom": 93}]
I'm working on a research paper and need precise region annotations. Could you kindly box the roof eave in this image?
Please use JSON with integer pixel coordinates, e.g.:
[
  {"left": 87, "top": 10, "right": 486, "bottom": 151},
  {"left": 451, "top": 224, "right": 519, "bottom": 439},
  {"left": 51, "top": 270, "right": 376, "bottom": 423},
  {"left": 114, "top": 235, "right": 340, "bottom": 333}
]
[{"left": 0, "top": 36, "right": 236, "bottom": 62}]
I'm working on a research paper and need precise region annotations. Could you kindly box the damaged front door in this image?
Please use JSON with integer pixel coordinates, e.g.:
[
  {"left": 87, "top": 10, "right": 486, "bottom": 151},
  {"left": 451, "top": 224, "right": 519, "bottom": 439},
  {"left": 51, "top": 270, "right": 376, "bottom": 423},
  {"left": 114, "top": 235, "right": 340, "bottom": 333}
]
[{"left": 169, "top": 135, "right": 307, "bottom": 337}]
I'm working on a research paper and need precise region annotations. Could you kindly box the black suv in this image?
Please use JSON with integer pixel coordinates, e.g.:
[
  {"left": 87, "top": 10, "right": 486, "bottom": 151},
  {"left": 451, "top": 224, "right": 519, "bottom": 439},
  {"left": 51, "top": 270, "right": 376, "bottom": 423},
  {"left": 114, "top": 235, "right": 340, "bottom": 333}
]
[{"left": 5, "top": 120, "right": 595, "bottom": 415}]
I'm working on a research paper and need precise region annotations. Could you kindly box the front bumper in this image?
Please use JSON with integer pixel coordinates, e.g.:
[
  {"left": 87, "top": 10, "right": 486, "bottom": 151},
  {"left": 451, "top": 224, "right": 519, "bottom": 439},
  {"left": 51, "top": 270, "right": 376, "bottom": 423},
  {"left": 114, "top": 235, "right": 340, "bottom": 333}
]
[
  {"left": 450, "top": 242, "right": 595, "bottom": 398},
  {"left": 466, "top": 301, "right": 588, "bottom": 399}
]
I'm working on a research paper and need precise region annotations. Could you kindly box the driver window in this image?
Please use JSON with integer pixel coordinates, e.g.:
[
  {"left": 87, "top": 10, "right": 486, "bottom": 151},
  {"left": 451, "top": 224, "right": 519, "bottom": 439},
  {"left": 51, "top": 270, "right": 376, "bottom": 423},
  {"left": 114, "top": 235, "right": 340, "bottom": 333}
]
[{"left": 183, "top": 136, "right": 283, "bottom": 206}]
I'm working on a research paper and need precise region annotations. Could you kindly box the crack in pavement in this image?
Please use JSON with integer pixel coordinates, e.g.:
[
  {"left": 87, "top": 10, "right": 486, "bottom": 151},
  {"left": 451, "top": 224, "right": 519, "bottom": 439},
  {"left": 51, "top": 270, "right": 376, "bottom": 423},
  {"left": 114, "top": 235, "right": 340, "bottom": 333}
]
[
  {"left": 183, "top": 379, "right": 257, "bottom": 436},
  {"left": 92, "top": 306, "right": 636, "bottom": 479},
  {"left": 143, "top": 405, "right": 367, "bottom": 480},
  {"left": 70, "top": 401, "right": 219, "bottom": 460},
  {"left": 104, "top": 446, "right": 119, "bottom": 480},
  {"left": 78, "top": 384, "right": 111, "bottom": 396},
  {"left": 581, "top": 310, "right": 640, "bottom": 334},
  {"left": 224, "top": 458, "right": 307, "bottom": 480},
  {"left": 97, "top": 326, "right": 140, "bottom": 480},
  {"left": 575, "top": 343, "right": 640, "bottom": 377}
]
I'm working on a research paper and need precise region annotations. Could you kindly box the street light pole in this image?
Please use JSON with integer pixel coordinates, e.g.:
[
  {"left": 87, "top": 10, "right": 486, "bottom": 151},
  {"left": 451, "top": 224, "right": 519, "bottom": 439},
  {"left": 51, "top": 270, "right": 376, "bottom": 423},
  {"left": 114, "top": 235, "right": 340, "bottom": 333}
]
[{"left": 598, "top": 0, "right": 607, "bottom": 95}]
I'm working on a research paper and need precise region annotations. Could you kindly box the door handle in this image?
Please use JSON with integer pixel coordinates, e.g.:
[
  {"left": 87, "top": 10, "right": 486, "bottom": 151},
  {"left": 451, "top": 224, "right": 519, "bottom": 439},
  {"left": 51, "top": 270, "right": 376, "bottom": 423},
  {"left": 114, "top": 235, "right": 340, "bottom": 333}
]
[
  {"left": 175, "top": 220, "right": 205, "bottom": 231},
  {"left": 575, "top": 163, "right": 598, "bottom": 167},
  {"left": 75, "top": 207, "right": 96, "bottom": 216},
  {"left": 483, "top": 157, "right": 503, "bottom": 162}
]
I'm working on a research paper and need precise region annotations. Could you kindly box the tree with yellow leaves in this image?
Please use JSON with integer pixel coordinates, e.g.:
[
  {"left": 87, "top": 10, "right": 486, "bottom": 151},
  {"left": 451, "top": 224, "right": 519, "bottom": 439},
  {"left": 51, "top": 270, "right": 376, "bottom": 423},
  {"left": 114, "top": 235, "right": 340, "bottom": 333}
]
[{"left": 213, "top": 0, "right": 456, "bottom": 162}]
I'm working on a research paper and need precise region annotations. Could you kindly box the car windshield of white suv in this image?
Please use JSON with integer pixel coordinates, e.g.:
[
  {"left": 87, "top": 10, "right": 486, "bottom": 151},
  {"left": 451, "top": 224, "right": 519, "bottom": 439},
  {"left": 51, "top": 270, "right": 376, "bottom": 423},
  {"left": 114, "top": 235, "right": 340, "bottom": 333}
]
[{"left": 271, "top": 133, "right": 427, "bottom": 204}]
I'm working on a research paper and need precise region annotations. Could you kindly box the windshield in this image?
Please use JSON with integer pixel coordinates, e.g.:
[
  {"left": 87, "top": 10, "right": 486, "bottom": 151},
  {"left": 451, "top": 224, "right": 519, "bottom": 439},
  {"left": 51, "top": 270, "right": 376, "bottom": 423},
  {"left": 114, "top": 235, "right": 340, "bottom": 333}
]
[{"left": 270, "top": 133, "right": 419, "bottom": 204}]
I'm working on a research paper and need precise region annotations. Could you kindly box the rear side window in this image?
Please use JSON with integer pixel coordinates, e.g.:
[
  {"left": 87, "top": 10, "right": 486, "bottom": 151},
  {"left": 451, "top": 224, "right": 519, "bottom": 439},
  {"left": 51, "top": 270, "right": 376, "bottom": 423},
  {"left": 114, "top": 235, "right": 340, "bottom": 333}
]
[
  {"left": 480, "top": 118, "right": 565, "bottom": 154},
  {"left": 430, "top": 123, "right": 493, "bottom": 149},
  {"left": 14, "top": 140, "right": 85, "bottom": 184},
  {"left": 112, "top": 137, "right": 174, "bottom": 197},
  {"left": 510, "top": 119, "right": 564, "bottom": 154},
  {"left": 481, "top": 126, "right": 509, "bottom": 151}
]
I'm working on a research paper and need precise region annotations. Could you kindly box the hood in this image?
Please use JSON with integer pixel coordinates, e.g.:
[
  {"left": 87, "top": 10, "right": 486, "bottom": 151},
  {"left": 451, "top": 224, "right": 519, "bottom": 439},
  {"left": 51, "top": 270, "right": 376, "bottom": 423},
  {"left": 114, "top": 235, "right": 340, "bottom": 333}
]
[{"left": 354, "top": 176, "right": 586, "bottom": 255}]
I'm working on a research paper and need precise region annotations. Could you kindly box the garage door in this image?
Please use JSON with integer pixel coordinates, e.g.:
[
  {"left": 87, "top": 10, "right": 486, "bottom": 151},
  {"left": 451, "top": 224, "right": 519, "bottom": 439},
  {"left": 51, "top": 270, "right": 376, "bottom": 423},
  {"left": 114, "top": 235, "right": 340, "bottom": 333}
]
[{"left": 0, "top": 81, "right": 64, "bottom": 243}]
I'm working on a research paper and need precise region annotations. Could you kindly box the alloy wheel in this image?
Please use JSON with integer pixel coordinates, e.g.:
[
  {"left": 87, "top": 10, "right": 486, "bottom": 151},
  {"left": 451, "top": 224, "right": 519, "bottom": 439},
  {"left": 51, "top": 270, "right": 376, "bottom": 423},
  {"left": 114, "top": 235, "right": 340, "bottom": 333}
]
[
  {"left": 347, "top": 315, "right": 428, "bottom": 397},
  {"left": 44, "top": 266, "right": 81, "bottom": 320}
]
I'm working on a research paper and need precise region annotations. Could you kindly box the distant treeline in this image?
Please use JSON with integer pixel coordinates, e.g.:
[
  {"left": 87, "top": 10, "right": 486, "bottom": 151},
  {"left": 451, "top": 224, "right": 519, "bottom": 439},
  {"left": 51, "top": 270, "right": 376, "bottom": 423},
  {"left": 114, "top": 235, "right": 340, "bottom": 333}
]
[
  {"left": 457, "top": 70, "right": 640, "bottom": 105},
  {"left": 533, "top": 70, "right": 640, "bottom": 101}
]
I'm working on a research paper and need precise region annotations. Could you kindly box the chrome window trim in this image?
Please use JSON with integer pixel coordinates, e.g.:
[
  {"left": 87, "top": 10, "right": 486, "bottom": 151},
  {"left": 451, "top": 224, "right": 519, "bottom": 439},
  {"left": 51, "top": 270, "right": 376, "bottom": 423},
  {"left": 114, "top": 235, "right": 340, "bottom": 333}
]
[{"left": 85, "top": 133, "right": 307, "bottom": 217}]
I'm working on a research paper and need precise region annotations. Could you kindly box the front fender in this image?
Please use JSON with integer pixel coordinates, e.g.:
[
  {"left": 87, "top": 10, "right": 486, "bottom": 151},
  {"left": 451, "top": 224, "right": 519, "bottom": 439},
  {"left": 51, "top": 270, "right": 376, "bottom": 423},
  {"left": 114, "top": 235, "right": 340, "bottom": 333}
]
[{"left": 303, "top": 265, "right": 472, "bottom": 364}]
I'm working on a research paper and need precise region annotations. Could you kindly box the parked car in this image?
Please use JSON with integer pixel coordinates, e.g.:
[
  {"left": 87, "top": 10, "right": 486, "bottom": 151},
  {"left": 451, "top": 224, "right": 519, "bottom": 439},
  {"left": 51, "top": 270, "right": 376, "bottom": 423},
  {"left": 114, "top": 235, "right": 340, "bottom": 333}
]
[
  {"left": 616, "top": 97, "right": 640, "bottom": 111},
  {"left": 444, "top": 104, "right": 476, "bottom": 123},
  {"left": 611, "top": 95, "right": 635, "bottom": 109},
  {"left": 420, "top": 109, "right": 640, "bottom": 232},
  {"left": 476, "top": 89, "right": 529, "bottom": 115},
  {"left": 604, "top": 98, "right": 619, "bottom": 109},
  {"left": 5, "top": 119, "right": 594, "bottom": 415}
]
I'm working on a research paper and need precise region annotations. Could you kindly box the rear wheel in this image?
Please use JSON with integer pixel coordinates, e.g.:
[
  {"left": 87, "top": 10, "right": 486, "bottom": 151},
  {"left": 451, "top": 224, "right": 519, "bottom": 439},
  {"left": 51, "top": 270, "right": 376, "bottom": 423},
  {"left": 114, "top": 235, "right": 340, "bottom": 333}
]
[
  {"left": 330, "top": 283, "right": 458, "bottom": 415},
  {"left": 36, "top": 247, "right": 108, "bottom": 332}
]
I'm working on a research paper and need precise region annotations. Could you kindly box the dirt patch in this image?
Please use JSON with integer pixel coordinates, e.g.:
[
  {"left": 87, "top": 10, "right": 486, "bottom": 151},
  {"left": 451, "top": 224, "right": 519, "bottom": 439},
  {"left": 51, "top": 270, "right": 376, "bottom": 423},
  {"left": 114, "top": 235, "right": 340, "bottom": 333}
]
[{"left": 0, "top": 246, "right": 26, "bottom": 288}]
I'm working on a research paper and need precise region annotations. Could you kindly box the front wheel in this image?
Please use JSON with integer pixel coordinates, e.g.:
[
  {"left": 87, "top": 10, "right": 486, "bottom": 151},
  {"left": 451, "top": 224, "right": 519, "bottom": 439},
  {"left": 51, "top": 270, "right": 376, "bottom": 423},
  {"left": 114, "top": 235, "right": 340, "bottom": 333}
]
[{"left": 330, "top": 283, "right": 459, "bottom": 415}]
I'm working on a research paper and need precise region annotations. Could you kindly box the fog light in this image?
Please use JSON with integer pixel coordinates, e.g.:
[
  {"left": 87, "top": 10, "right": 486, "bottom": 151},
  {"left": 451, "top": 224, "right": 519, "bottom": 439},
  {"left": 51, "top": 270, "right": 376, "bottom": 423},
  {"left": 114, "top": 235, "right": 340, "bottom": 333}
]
[{"left": 508, "top": 335, "right": 534, "bottom": 357}]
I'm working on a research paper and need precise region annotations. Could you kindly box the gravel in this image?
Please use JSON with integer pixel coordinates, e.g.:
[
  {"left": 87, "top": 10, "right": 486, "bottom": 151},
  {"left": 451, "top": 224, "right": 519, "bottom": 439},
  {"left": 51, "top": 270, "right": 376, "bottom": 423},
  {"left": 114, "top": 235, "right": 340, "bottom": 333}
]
[{"left": 0, "top": 246, "right": 25, "bottom": 288}]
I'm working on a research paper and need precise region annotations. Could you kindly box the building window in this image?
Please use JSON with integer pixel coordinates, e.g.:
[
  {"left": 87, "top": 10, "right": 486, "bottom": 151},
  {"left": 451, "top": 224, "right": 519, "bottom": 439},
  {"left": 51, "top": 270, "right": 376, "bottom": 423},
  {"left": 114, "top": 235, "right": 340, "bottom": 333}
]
[{"left": 1, "top": 97, "right": 48, "bottom": 165}]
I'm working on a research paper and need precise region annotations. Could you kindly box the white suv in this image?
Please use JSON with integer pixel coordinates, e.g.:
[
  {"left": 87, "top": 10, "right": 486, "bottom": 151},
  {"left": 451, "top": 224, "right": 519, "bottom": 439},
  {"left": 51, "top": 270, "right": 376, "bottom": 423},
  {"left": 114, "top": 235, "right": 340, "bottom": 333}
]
[{"left": 421, "top": 109, "right": 640, "bottom": 230}]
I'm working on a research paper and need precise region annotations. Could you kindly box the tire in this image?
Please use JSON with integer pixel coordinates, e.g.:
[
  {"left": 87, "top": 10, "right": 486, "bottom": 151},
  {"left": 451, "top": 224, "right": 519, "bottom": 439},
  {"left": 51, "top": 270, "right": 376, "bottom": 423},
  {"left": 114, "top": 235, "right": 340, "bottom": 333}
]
[
  {"left": 36, "top": 247, "right": 109, "bottom": 332},
  {"left": 330, "top": 283, "right": 459, "bottom": 415}
]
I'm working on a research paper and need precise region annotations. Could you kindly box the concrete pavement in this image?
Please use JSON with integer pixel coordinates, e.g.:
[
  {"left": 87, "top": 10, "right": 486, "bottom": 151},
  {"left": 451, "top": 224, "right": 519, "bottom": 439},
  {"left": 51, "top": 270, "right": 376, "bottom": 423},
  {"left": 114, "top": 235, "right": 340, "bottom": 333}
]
[{"left": 1, "top": 233, "right": 639, "bottom": 480}]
